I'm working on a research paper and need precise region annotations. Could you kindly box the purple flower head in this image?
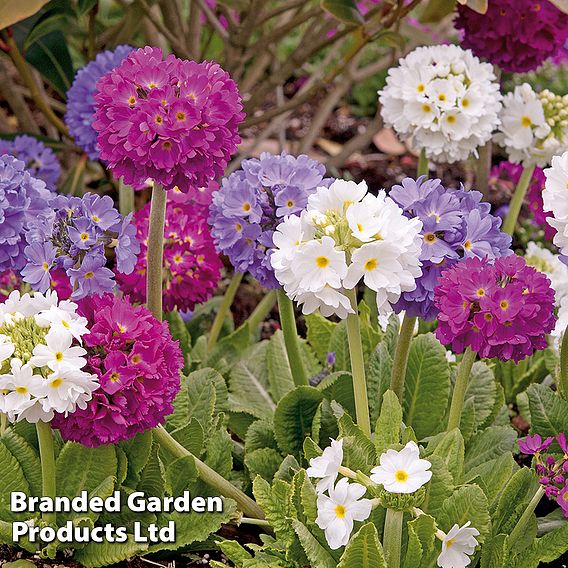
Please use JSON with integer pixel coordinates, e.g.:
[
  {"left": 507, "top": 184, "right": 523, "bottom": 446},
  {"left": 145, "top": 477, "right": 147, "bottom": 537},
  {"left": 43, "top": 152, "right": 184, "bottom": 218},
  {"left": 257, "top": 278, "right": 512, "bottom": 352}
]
[
  {"left": 455, "top": 0, "right": 568, "bottom": 73},
  {"left": 326, "top": 352, "right": 336, "bottom": 367},
  {"left": 518, "top": 433, "right": 555, "bottom": 455},
  {"left": 0, "top": 155, "right": 54, "bottom": 272},
  {"left": 0, "top": 135, "right": 60, "bottom": 189},
  {"left": 65, "top": 45, "right": 134, "bottom": 160},
  {"left": 23, "top": 192, "right": 139, "bottom": 299},
  {"left": 390, "top": 176, "right": 512, "bottom": 320},
  {"left": 558, "top": 433, "right": 568, "bottom": 456},
  {"left": 92, "top": 46, "right": 244, "bottom": 194},
  {"left": 209, "top": 152, "right": 332, "bottom": 288},
  {"left": 434, "top": 256, "right": 556, "bottom": 362}
]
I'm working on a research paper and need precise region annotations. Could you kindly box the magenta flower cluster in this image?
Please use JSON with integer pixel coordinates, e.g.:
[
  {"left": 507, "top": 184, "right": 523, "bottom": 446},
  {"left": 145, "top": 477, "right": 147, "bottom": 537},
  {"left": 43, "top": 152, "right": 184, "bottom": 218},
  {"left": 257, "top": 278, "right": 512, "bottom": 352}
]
[
  {"left": 0, "top": 269, "right": 71, "bottom": 302},
  {"left": 93, "top": 46, "right": 244, "bottom": 194},
  {"left": 52, "top": 294, "right": 183, "bottom": 447},
  {"left": 455, "top": 0, "right": 568, "bottom": 73},
  {"left": 434, "top": 255, "right": 556, "bottom": 362},
  {"left": 116, "top": 196, "right": 222, "bottom": 313},
  {"left": 519, "top": 433, "right": 568, "bottom": 517}
]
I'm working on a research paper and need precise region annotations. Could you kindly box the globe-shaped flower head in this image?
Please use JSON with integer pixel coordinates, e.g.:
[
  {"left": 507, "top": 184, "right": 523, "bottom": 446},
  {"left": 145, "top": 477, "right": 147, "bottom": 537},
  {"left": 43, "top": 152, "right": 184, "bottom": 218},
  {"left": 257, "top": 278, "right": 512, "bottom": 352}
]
[
  {"left": 434, "top": 255, "right": 556, "bottom": 362},
  {"left": 93, "top": 46, "right": 244, "bottom": 193},
  {"left": 455, "top": 0, "right": 568, "bottom": 73},
  {"left": 378, "top": 45, "right": 502, "bottom": 164},
  {"left": 0, "top": 155, "right": 54, "bottom": 273},
  {"left": 209, "top": 152, "right": 333, "bottom": 288},
  {"left": 389, "top": 176, "right": 512, "bottom": 320},
  {"left": 0, "top": 135, "right": 60, "bottom": 189},
  {"left": 65, "top": 45, "right": 134, "bottom": 160},
  {"left": 52, "top": 294, "right": 183, "bottom": 447},
  {"left": 117, "top": 196, "right": 222, "bottom": 312}
]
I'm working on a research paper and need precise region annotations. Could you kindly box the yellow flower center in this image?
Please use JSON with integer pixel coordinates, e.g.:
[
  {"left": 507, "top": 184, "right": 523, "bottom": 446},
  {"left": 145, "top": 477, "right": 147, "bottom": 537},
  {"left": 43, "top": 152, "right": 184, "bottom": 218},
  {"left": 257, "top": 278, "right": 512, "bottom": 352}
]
[
  {"left": 51, "top": 378, "right": 63, "bottom": 389},
  {"left": 110, "top": 372, "right": 120, "bottom": 383},
  {"left": 417, "top": 84, "right": 425, "bottom": 93},
  {"left": 128, "top": 96, "right": 136, "bottom": 105},
  {"left": 55, "top": 352, "right": 63, "bottom": 362},
  {"left": 335, "top": 505, "right": 346, "bottom": 519},
  {"left": 131, "top": 355, "right": 141, "bottom": 364},
  {"left": 287, "top": 200, "right": 294, "bottom": 208},
  {"left": 462, "top": 98, "right": 470, "bottom": 108},
  {"left": 395, "top": 470, "right": 408, "bottom": 482},
  {"left": 16, "top": 386, "right": 28, "bottom": 395},
  {"left": 80, "top": 232, "right": 89, "bottom": 241},
  {"left": 500, "top": 300, "right": 509, "bottom": 310},
  {"left": 446, "top": 538, "right": 455, "bottom": 548},
  {"left": 242, "top": 202, "right": 251, "bottom": 212},
  {"left": 422, "top": 104, "right": 431, "bottom": 113},
  {"left": 85, "top": 272, "right": 94, "bottom": 280},
  {"left": 155, "top": 115, "right": 163, "bottom": 124},
  {"left": 425, "top": 233, "right": 437, "bottom": 243},
  {"left": 438, "top": 93, "right": 447, "bottom": 102},
  {"left": 521, "top": 116, "right": 532, "bottom": 128},
  {"left": 117, "top": 324, "right": 126, "bottom": 333},
  {"left": 476, "top": 288, "right": 485, "bottom": 297},
  {"left": 446, "top": 115, "right": 457, "bottom": 124},
  {"left": 316, "top": 256, "right": 330, "bottom": 268},
  {"left": 176, "top": 111, "right": 186, "bottom": 121},
  {"left": 365, "top": 258, "right": 378, "bottom": 271},
  {"left": 42, "top": 262, "right": 49, "bottom": 271},
  {"left": 62, "top": 320, "right": 69, "bottom": 328},
  {"left": 464, "top": 240, "right": 472, "bottom": 250}
]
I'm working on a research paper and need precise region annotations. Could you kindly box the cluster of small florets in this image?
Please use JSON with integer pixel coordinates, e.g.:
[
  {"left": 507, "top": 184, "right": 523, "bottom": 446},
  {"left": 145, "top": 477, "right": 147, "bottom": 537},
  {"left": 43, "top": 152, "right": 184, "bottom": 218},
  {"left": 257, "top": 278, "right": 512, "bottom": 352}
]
[
  {"left": 0, "top": 136, "right": 60, "bottom": 189},
  {"left": 496, "top": 83, "right": 568, "bottom": 167},
  {"left": 22, "top": 193, "right": 139, "bottom": 300},
  {"left": 92, "top": 46, "right": 244, "bottom": 194},
  {"left": 518, "top": 433, "right": 568, "bottom": 517},
  {"left": 52, "top": 294, "right": 182, "bottom": 447},
  {"left": 455, "top": 0, "right": 568, "bottom": 73},
  {"left": 209, "top": 152, "right": 332, "bottom": 288},
  {"left": 271, "top": 179, "right": 423, "bottom": 318},
  {"left": 434, "top": 255, "right": 556, "bottom": 362},
  {"left": 0, "top": 290, "right": 98, "bottom": 423},
  {"left": 117, "top": 197, "right": 222, "bottom": 312},
  {"left": 379, "top": 44, "right": 502, "bottom": 163},
  {"left": 388, "top": 176, "right": 511, "bottom": 320}
]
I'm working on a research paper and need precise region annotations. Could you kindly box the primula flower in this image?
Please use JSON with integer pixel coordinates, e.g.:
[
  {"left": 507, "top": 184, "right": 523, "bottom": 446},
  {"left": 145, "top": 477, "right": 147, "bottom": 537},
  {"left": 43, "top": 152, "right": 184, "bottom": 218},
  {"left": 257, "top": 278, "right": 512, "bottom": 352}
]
[
  {"left": 0, "top": 135, "right": 60, "bottom": 189},
  {"left": 558, "top": 484, "right": 568, "bottom": 517},
  {"left": 0, "top": 269, "right": 71, "bottom": 304},
  {"left": 117, "top": 197, "right": 221, "bottom": 312},
  {"left": 209, "top": 152, "right": 332, "bottom": 288},
  {"left": 370, "top": 441, "right": 432, "bottom": 494},
  {"left": 23, "top": 193, "right": 139, "bottom": 300},
  {"left": 389, "top": 176, "right": 511, "bottom": 320},
  {"left": 455, "top": 0, "right": 568, "bottom": 73},
  {"left": 52, "top": 294, "right": 182, "bottom": 447},
  {"left": 65, "top": 45, "right": 134, "bottom": 159},
  {"left": 0, "top": 290, "right": 98, "bottom": 423},
  {"left": 518, "top": 433, "right": 554, "bottom": 454},
  {"left": 271, "top": 180, "right": 423, "bottom": 318},
  {"left": 93, "top": 46, "right": 244, "bottom": 194},
  {"left": 378, "top": 45, "right": 501, "bottom": 163},
  {"left": 543, "top": 152, "right": 568, "bottom": 258},
  {"left": 315, "top": 478, "right": 372, "bottom": 550},
  {"left": 434, "top": 255, "right": 556, "bottom": 362},
  {"left": 0, "top": 155, "right": 54, "bottom": 273},
  {"left": 437, "top": 522, "right": 480, "bottom": 568},
  {"left": 496, "top": 83, "right": 568, "bottom": 167},
  {"left": 306, "top": 438, "right": 344, "bottom": 494}
]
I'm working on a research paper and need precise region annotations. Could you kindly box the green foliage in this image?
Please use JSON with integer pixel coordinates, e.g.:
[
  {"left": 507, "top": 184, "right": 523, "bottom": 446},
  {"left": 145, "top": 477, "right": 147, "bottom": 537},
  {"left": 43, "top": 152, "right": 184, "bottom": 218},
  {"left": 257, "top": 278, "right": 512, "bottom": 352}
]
[
  {"left": 338, "top": 523, "right": 386, "bottom": 567},
  {"left": 527, "top": 383, "right": 568, "bottom": 436}
]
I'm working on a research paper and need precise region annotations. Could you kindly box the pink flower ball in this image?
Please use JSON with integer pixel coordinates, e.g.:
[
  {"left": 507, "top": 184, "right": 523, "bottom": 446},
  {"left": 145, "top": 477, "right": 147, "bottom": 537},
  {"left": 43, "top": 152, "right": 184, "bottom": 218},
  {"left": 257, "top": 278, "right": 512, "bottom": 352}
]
[
  {"left": 93, "top": 46, "right": 244, "bottom": 194},
  {"left": 434, "top": 255, "right": 556, "bottom": 362},
  {"left": 52, "top": 294, "right": 183, "bottom": 447}
]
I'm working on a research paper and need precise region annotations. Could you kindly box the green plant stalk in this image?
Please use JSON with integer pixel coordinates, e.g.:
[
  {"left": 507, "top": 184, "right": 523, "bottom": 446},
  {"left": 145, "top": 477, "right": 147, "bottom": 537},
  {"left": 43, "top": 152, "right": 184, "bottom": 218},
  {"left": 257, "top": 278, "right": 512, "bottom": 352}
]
[
  {"left": 447, "top": 346, "right": 477, "bottom": 431},
  {"left": 383, "top": 508, "right": 403, "bottom": 568},
  {"left": 247, "top": 290, "right": 277, "bottom": 333},
  {"left": 67, "top": 154, "right": 88, "bottom": 196},
  {"left": 207, "top": 272, "right": 244, "bottom": 352},
  {"left": 390, "top": 314, "right": 417, "bottom": 402},
  {"left": 154, "top": 426, "right": 265, "bottom": 520},
  {"left": 503, "top": 164, "right": 536, "bottom": 235},
  {"left": 417, "top": 147, "right": 429, "bottom": 177},
  {"left": 345, "top": 287, "right": 372, "bottom": 437},
  {"left": 0, "top": 413, "right": 6, "bottom": 436},
  {"left": 559, "top": 330, "right": 568, "bottom": 399},
  {"left": 508, "top": 486, "right": 545, "bottom": 547},
  {"left": 36, "top": 421, "right": 56, "bottom": 526},
  {"left": 146, "top": 183, "right": 167, "bottom": 321},
  {"left": 277, "top": 289, "right": 309, "bottom": 387},
  {"left": 118, "top": 177, "right": 135, "bottom": 216}
]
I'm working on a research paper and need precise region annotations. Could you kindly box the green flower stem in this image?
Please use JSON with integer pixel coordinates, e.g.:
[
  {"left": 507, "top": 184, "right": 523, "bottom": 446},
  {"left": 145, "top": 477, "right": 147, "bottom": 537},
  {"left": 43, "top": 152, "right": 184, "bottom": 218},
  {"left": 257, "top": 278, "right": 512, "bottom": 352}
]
[
  {"left": 559, "top": 330, "right": 568, "bottom": 399},
  {"left": 417, "top": 147, "right": 429, "bottom": 177},
  {"left": 154, "top": 426, "right": 265, "bottom": 520},
  {"left": 345, "top": 287, "right": 371, "bottom": 437},
  {"left": 247, "top": 290, "right": 277, "bottom": 334},
  {"left": 239, "top": 517, "right": 272, "bottom": 527},
  {"left": 36, "top": 421, "right": 56, "bottom": 526},
  {"left": 447, "top": 346, "right": 477, "bottom": 431},
  {"left": 0, "top": 413, "right": 6, "bottom": 436},
  {"left": 277, "top": 289, "right": 308, "bottom": 387},
  {"left": 383, "top": 508, "right": 403, "bottom": 568},
  {"left": 508, "top": 486, "right": 545, "bottom": 547},
  {"left": 390, "top": 314, "right": 417, "bottom": 402},
  {"left": 118, "top": 177, "right": 135, "bottom": 216},
  {"left": 146, "top": 183, "right": 167, "bottom": 321},
  {"left": 207, "top": 272, "right": 244, "bottom": 352},
  {"left": 503, "top": 164, "right": 536, "bottom": 235}
]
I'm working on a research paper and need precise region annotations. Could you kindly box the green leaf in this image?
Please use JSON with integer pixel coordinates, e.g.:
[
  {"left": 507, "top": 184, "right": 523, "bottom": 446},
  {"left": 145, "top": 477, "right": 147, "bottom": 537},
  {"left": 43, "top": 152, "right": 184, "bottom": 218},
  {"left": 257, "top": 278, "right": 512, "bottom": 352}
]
[
  {"left": 430, "top": 428, "right": 464, "bottom": 485},
  {"left": 465, "top": 362, "right": 497, "bottom": 428},
  {"left": 338, "top": 412, "right": 376, "bottom": 471},
  {"left": 404, "top": 333, "right": 451, "bottom": 439},
  {"left": 1, "top": 430, "right": 41, "bottom": 497},
  {"left": 137, "top": 442, "right": 165, "bottom": 500},
  {"left": 367, "top": 342, "right": 393, "bottom": 425},
  {"left": 292, "top": 520, "right": 337, "bottom": 568},
  {"left": 74, "top": 535, "right": 148, "bottom": 567},
  {"left": 0, "top": 442, "right": 30, "bottom": 521},
  {"left": 321, "top": 0, "right": 364, "bottom": 24},
  {"left": 317, "top": 371, "right": 355, "bottom": 418},
  {"left": 464, "top": 426, "right": 517, "bottom": 472},
  {"left": 527, "top": 383, "right": 568, "bottom": 437},
  {"left": 403, "top": 514, "right": 437, "bottom": 568},
  {"left": 165, "top": 455, "right": 198, "bottom": 496},
  {"left": 306, "top": 312, "right": 337, "bottom": 363},
  {"left": 374, "top": 389, "right": 402, "bottom": 455},
  {"left": 274, "top": 386, "right": 323, "bottom": 461},
  {"left": 77, "top": 0, "right": 98, "bottom": 14},
  {"left": 164, "top": 310, "right": 191, "bottom": 372},
  {"left": 245, "top": 448, "right": 284, "bottom": 482},
  {"left": 170, "top": 418, "right": 204, "bottom": 457},
  {"left": 266, "top": 330, "right": 296, "bottom": 402},
  {"left": 119, "top": 430, "right": 153, "bottom": 486},
  {"left": 245, "top": 420, "right": 278, "bottom": 453},
  {"left": 217, "top": 540, "right": 254, "bottom": 564},
  {"left": 329, "top": 321, "right": 350, "bottom": 372},
  {"left": 464, "top": 453, "right": 517, "bottom": 506},
  {"left": 253, "top": 477, "right": 295, "bottom": 544},
  {"left": 204, "top": 421, "right": 233, "bottom": 479},
  {"left": 439, "top": 485, "right": 491, "bottom": 542},
  {"left": 421, "top": 455, "right": 454, "bottom": 515},
  {"left": 480, "top": 534, "right": 509, "bottom": 568},
  {"left": 338, "top": 522, "right": 386, "bottom": 567},
  {"left": 510, "top": 523, "right": 568, "bottom": 567}
]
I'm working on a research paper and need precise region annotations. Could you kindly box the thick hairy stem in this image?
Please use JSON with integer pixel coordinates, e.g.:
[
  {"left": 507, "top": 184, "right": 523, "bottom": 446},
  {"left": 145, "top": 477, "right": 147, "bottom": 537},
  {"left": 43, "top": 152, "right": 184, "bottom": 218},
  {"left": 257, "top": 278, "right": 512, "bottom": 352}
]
[
  {"left": 247, "top": 290, "right": 277, "bottom": 334},
  {"left": 389, "top": 314, "right": 417, "bottom": 402},
  {"left": 118, "top": 177, "right": 135, "bottom": 216},
  {"left": 447, "top": 347, "right": 477, "bottom": 431},
  {"left": 146, "top": 183, "right": 167, "bottom": 321},
  {"left": 345, "top": 288, "right": 372, "bottom": 437},
  {"left": 207, "top": 272, "right": 243, "bottom": 352},
  {"left": 508, "top": 486, "right": 545, "bottom": 547},
  {"left": 277, "top": 289, "right": 309, "bottom": 387},
  {"left": 503, "top": 164, "right": 536, "bottom": 235},
  {"left": 383, "top": 509, "right": 403, "bottom": 568},
  {"left": 36, "top": 421, "right": 57, "bottom": 526},
  {"left": 417, "top": 147, "right": 429, "bottom": 177}
]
